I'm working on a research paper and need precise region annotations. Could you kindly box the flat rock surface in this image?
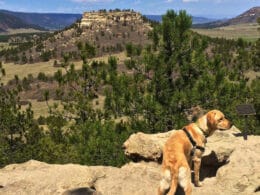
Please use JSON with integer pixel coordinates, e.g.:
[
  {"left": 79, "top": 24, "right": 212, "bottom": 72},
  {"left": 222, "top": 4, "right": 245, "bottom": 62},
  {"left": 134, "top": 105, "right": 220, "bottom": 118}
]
[{"left": 0, "top": 128, "right": 259, "bottom": 195}]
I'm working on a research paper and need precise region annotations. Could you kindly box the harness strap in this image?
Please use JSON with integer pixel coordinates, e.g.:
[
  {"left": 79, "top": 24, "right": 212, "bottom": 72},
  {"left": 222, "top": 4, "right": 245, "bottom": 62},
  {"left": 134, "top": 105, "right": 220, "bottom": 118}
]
[
  {"left": 182, "top": 127, "right": 205, "bottom": 155},
  {"left": 183, "top": 127, "right": 196, "bottom": 146},
  {"left": 195, "top": 145, "right": 205, "bottom": 152}
]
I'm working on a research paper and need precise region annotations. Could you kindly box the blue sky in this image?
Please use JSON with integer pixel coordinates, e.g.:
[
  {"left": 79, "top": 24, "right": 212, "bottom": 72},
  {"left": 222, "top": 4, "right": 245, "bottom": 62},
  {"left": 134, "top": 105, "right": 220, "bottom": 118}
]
[{"left": 0, "top": 0, "right": 259, "bottom": 18}]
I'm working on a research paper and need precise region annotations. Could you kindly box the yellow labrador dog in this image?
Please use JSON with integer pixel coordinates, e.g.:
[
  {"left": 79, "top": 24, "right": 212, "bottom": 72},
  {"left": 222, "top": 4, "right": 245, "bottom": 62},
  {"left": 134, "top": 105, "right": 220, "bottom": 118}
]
[{"left": 158, "top": 110, "right": 232, "bottom": 195}]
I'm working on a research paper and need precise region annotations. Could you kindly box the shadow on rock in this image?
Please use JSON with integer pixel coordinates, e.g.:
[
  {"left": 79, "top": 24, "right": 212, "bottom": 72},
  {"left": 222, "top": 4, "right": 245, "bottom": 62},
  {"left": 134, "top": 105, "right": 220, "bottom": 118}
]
[
  {"left": 63, "top": 187, "right": 101, "bottom": 195},
  {"left": 200, "top": 151, "right": 229, "bottom": 181}
]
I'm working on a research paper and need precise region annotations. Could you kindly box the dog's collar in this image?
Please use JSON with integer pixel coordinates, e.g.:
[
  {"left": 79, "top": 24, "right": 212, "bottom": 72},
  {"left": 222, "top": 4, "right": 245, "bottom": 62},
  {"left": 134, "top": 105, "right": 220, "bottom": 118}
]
[
  {"left": 182, "top": 127, "right": 205, "bottom": 156},
  {"left": 195, "top": 122, "right": 209, "bottom": 138}
]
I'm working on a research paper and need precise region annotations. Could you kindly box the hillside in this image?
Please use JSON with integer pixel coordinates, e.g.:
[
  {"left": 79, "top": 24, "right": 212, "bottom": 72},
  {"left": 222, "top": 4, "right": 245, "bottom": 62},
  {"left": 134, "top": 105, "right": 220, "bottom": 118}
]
[
  {"left": 228, "top": 6, "right": 260, "bottom": 24},
  {"left": 0, "top": 10, "right": 82, "bottom": 30},
  {"left": 193, "top": 23, "right": 259, "bottom": 41},
  {"left": 194, "top": 6, "right": 260, "bottom": 28},
  {"left": 0, "top": 10, "right": 151, "bottom": 63},
  {"left": 0, "top": 12, "right": 44, "bottom": 33}
]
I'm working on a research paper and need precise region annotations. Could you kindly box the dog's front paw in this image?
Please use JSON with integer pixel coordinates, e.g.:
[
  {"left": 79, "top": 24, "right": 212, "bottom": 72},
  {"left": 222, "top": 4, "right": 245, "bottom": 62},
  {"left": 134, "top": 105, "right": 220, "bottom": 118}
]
[{"left": 195, "top": 181, "right": 203, "bottom": 187}]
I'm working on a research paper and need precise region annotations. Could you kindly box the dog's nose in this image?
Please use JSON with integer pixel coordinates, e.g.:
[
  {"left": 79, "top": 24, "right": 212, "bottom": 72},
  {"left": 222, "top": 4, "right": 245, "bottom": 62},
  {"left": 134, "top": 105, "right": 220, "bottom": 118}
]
[{"left": 225, "top": 117, "right": 232, "bottom": 126}]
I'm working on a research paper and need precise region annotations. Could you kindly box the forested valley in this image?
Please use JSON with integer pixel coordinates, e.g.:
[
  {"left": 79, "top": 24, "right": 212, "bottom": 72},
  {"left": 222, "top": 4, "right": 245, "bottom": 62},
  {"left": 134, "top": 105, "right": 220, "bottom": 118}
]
[{"left": 0, "top": 10, "right": 259, "bottom": 167}]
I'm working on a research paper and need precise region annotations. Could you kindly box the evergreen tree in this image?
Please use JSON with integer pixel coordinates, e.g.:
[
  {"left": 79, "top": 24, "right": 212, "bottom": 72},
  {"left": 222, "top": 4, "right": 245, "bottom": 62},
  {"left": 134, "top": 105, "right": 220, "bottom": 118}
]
[{"left": 0, "top": 62, "right": 43, "bottom": 167}]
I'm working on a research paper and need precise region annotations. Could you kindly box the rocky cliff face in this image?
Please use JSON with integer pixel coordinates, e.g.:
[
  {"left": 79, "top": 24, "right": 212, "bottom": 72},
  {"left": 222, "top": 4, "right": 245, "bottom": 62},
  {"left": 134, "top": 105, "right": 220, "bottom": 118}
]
[
  {"left": 81, "top": 11, "right": 144, "bottom": 28},
  {"left": 0, "top": 127, "right": 259, "bottom": 195}
]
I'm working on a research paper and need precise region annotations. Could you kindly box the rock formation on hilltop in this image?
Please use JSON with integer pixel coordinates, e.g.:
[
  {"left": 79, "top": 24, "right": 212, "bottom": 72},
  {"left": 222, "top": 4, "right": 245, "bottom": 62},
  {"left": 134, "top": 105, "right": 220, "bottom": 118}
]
[
  {"left": 81, "top": 11, "right": 145, "bottom": 28},
  {"left": 1, "top": 10, "right": 151, "bottom": 63},
  {"left": 0, "top": 127, "right": 259, "bottom": 195}
]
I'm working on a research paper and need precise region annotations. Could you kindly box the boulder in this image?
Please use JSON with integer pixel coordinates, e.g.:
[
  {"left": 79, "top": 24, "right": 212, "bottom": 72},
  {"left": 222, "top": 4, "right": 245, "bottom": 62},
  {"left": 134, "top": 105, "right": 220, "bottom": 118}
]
[
  {"left": 123, "top": 126, "right": 240, "bottom": 164},
  {"left": 122, "top": 130, "right": 174, "bottom": 162},
  {"left": 95, "top": 162, "right": 161, "bottom": 195},
  {"left": 0, "top": 127, "right": 259, "bottom": 195},
  {"left": 0, "top": 160, "right": 106, "bottom": 195},
  {"left": 193, "top": 135, "right": 260, "bottom": 195},
  {"left": 0, "top": 160, "right": 161, "bottom": 195}
]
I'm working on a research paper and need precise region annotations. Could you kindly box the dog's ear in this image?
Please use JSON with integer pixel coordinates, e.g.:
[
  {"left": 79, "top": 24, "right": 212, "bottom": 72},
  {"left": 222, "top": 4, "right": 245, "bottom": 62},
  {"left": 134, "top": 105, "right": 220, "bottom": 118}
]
[{"left": 206, "top": 111, "right": 217, "bottom": 129}]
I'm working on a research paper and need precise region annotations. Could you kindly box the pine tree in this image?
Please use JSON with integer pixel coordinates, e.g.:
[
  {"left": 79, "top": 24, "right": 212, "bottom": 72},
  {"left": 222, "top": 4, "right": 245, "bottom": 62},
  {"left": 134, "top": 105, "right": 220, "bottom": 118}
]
[{"left": 0, "top": 63, "right": 43, "bottom": 166}]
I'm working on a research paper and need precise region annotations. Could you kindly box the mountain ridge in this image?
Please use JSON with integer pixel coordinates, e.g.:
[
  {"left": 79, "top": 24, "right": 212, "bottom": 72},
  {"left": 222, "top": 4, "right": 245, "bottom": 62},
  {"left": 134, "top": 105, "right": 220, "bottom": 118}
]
[
  {"left": 0, "top": 12, "right": 45, "bottom": 32},
  {"left": 0, "top": 10, "right": 82, "bottom": 30},
  {"left": 145, "top": 15, "right": 217, "bottom": 24},
  {"left": 2, "top": 7, "right": 258, "bottom": 31},
  {"left": 0, "top": 9, "right": 222, "bottom": 32},
  {"left": 194, "top": 6, "right": 260, "bottom": 28},
  {"left": 0, "top": 10, "right": 151, "bottom": 63}
]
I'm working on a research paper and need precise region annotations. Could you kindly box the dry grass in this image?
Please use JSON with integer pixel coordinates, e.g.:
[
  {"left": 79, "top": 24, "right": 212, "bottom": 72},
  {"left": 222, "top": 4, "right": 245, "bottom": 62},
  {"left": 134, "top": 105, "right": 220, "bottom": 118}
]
[
  {"left": 21, "top": 95, "right": 106, "bottom": 119},
  {"left": 0, "top": 43, "right": 11, "bottom": 50},
  {"left": 245, "top": 70, "right": 260, "bottom": 85},
  {"left": 21, "top": 99, "right": 60, "bottom": 119},
  {"left": 2, "top": 52, "right": 127, "bottom": 84},
  {"left": 21, "top": 94, "right": 106, "bottom": 117},
  {"left": 193, "top": 23, "right": 260, "bottom": 41},
  {"left": 92, "top": 95, "right": 106, "bottom": 110},
  {"left": 6, "top": 52, "right": 127, "bottom": 118},
  {"left": 0, "top": 28, "right": 45, "bottom": 35}
]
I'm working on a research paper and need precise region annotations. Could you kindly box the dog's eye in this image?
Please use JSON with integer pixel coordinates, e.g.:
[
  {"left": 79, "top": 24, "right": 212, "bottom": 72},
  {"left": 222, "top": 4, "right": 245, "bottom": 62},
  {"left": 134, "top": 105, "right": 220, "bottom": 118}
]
[{"left": 218, "top": 118, "right": 223, "bottom": 122}]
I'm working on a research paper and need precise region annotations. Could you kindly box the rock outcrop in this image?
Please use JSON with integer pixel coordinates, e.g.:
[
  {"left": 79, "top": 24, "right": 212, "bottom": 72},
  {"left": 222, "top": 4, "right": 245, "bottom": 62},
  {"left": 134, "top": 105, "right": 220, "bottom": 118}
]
[
  {"left": 123, "top": 126, "right": 239, "bottom": 164},
  {"left": 0, "top": 127, "right": 259, "bottom": 195},
  {"left": 123, "top": 130, "right": 175, "bottom": 162},
  {"left": 81, "top": 11, "right": 144, "bottom": 28},
  {"left": 0, "top": 160, "right": 161, "bottom": 195}
]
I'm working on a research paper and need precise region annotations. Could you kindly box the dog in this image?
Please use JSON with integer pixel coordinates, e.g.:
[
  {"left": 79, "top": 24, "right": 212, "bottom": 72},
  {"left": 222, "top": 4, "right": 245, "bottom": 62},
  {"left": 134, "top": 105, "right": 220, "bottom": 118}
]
[{"left": 158, "top": 110, "right": 232, "bottom": 195}]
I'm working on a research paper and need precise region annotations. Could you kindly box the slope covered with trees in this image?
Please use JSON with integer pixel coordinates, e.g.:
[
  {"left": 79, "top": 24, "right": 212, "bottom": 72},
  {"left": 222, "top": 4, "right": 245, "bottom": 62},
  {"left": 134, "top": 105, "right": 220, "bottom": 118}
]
[
  {"left": 0, "top": 10, "right": 259, "bottom": 168},
  {"left": 0, "top": 12, "right": 44, "bottom": 32},
  {"left": 0, "top": 10, "right": 150, "bottom": 64},
  {"left": 0, "top": 10, "right": 81, "bottom": 30}
]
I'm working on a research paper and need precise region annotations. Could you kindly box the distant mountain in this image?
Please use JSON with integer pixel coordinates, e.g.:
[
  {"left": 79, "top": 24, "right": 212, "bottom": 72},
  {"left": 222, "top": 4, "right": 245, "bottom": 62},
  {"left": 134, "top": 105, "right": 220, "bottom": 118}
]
[
  {"left": 193, "top": 7, "right": 260, "bottom": 29},
  {"left": 1, "top": 11, "right": 151, "bottom": 63},
  {"left": 0, "top": 10, "right": 82, "bottom": 30},
  {"left": 192, "top": 17, "right": 217, "bottom": 25},
  {"left": 145, "top": 15, "right": 217, "bottom": 24},
  {"left": 0, "top": 12, "right": 45, "bottom": 32},
  {"left": 1, "top": 9, "right": 219, "bottom": 32},
  {"left": 227, "top": 6, "right": 260, "bottom": 24},
  {"left": 145, "top": 15, "right": 161, "bottom": 22}
]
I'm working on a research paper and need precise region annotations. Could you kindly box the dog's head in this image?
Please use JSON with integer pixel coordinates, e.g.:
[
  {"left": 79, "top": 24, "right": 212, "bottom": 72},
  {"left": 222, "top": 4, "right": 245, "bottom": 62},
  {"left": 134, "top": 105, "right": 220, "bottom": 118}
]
[
  {"left": 206, "top": 110, "right": 232, "bottom": 131},
  {"left": 197, "top": 109, "right": 232, "bottom": 137}
]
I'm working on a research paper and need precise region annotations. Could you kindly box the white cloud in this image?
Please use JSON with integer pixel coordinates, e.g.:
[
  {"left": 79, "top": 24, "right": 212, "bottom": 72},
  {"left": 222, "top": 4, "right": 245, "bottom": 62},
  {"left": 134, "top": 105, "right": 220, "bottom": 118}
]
[
  {"left": 134, "top": 0, "right": 141, "bottom": 5},
  {"left": 0, "top": 0, "right": 5, "bottom": 6},
  {"left": 165, "top": 0, "right": 173, "bottom": 2},
  {"left": 182, "top": 0, "right": 199, "bottom": 2},
  {"left": 71, "top": 0, "right": 114, "bottom": 3}
]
